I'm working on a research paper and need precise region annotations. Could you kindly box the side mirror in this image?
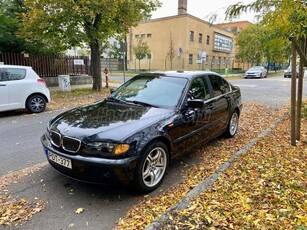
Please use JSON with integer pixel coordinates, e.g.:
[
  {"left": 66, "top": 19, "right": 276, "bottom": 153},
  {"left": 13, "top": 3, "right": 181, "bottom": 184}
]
[
  {"left": 187, "top": 99, "right": 204, "bottom": 109},
  {"left": 110, "top": 89, "right": 115, "bottom": 94}
]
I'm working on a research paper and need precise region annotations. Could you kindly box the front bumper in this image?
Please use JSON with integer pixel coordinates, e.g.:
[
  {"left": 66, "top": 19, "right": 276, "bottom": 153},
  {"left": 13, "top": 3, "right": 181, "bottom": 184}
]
[{"left": 41, "top": 134, "right": 139, "bottom": 185}]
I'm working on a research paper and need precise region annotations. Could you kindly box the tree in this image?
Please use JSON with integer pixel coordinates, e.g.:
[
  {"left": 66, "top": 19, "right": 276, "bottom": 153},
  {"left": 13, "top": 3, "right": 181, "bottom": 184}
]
[
  {"left": 235, "top": 25, "right": 290, "bottom": 67},
  {"left": 0, "top": 0, "right": 60, "bottom": 54},
  {"left": 20, "top": 0, "right": 161, "bottom": 90},
  {"left": 235, "top": 25, "right": 265, "bottom": 65},
  {"left": 133, "top": 39, "right": 150, "bottom": 71},
  {"left": 166, "top": 32, "right": 176, "bottom": 70},
  {"left": 227, "top": 0, "right": 307, "bottom": 146}
]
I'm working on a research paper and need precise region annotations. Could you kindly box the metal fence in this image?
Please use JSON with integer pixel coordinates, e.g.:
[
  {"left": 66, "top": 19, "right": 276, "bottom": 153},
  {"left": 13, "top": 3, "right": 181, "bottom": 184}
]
[{"left": 0, "top": 53, "right": 90, "bottom": 77}]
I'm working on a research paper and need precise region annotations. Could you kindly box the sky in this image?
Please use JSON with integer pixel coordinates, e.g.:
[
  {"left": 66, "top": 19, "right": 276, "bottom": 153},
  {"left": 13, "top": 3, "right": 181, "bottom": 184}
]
[{"left": 151, "top": 0, "right": 257, "bottom": 23}]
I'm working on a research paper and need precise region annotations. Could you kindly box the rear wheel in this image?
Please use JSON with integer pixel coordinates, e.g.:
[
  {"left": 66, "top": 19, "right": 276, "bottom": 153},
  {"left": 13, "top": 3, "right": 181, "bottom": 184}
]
[
  {"left": 26, "top": 95, "right": 46, "bottom": 113},
  {"left": 134, "top": 141, "right": 168, "bottom": 193},
  {"left": 224, "top": 111, "right": 239, "bottom": 138}
]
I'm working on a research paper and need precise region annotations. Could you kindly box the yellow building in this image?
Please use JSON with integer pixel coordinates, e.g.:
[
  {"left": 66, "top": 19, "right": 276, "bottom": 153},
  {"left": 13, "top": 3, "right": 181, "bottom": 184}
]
[{"left": 127, "top": 0, "right": 236, "bottom": 72}]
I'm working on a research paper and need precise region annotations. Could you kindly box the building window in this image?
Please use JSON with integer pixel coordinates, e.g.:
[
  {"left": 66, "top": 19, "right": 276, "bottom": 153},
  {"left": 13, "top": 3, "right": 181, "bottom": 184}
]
[
  {"left": 141, "top": 34, "right": 145, "bottom": 39},
  {"left": 147, "top": 34, "right": 152, "bottom": 38},
  {"left": 135, "top": 35, "right": 139, "bottom": 39},
  {"left": 199, "top": 33, "right": 203, "bottom": 43},
  {"left": 189, "top": 54, "right": 193, "bottom": 64},
  {"left": 190, "top": 31, "right": 194, "bottom": 42},
  {"left": 206, "top": 35, "right": 210, "bottom": 45},
  {"left": 218, "top": 57, "right": 222, "bottom": 65},
  {"left": 147, "top": 53, "right": 152, "bottom": 59}
]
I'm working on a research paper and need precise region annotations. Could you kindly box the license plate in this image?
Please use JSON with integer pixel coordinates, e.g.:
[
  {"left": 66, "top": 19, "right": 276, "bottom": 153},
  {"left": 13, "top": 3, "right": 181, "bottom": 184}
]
[{"left": 48, "top": 152, "right": 72, "bottom": 169}]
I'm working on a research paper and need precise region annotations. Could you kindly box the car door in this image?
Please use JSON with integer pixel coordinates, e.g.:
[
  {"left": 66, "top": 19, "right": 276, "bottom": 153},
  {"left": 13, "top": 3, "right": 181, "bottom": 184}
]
[
  {"left": 3, "top": 67, "right": 27, "bottom": 110},
  {"left": 206, "top": 74, "right": 231, "bottom": 135},
  {"left": 0, "top": 68, "right": 10, "bottom": 111},
  {"left": 169, "top": 76, "right": 213, "bottom": 156}
]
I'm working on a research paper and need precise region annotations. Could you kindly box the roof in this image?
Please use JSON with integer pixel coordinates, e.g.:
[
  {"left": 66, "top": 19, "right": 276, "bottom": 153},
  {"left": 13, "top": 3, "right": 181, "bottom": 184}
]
[
  {"left": 135, "top": 70, "right": 220, "bottom": 79},
  {"left": 0, "top": 64, "right": 33, "bottom": 69}
]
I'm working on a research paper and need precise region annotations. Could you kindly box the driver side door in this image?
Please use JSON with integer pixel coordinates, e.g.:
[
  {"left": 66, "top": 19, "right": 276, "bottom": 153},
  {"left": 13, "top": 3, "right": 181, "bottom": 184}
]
[{"left": 169, "top": 76, "right": 213, "bottom": 156}]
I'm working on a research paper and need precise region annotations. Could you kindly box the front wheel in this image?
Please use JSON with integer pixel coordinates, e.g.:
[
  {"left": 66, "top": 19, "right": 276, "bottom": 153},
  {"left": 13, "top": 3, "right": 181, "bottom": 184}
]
[
  {"left": 26, "top": 95, "right": 46, "bottom": 113},
  {"left": 224, "top": 111, "right": 239, "bottom": 138},
  {"left": 134, "top": 141, "right": 168, "bottom": 193}
]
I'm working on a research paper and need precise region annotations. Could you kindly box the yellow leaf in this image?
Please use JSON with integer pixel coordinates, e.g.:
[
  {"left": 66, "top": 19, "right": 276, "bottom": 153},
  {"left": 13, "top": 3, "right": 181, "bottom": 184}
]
[{"left": 75, "top": 208, "right": 85, "bottom": 214}]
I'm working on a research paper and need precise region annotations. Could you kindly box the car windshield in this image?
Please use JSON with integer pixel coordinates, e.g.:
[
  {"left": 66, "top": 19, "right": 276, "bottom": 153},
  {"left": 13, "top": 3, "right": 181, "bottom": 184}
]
[
  {"left": 109, "top": 75, "right": 188, "bottom": 108},
  {"left": 249, "top": 67, "right": 262, "bottom": 71}
]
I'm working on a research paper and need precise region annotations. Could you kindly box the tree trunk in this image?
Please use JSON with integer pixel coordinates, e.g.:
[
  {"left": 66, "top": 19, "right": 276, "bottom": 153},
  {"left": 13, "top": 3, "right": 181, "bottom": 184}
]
[
  {"left": 138, "top": 59, "right": 141, "bottom": 72},
  {"left": 90, "top": 40, "right": 102, "bottom": 91}
]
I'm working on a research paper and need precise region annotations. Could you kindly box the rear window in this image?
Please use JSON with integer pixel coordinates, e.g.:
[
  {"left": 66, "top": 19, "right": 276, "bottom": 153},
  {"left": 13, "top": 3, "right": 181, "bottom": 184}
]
[{"left": 0, "top": 68, "right": 26, "bottom": 81}]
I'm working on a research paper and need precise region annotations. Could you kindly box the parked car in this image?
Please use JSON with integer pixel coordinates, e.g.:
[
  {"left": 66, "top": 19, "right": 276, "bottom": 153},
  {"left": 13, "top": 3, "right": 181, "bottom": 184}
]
[
  {"left": 284, "top": 66, "right": 299, "bottom": 78},
  {"left": 0, "top": 65, "right": 50, "bottom": 113},
  {"left": 41, "top": 71, "right": 242, "bottom": 193},
  {"left": 244, "top": 66, "right": 267, "bottom": 78}
]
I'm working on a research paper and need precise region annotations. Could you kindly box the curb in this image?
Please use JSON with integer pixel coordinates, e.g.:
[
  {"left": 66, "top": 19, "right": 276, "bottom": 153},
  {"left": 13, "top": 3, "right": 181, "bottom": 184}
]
[{"left": 145, "top": 113, "right": 287, "bottom": 230}]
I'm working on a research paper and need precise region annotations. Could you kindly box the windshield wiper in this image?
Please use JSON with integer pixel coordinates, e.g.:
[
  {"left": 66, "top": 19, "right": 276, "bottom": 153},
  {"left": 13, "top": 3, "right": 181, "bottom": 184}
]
[
  {"left": 128, "top": 100, "right": 157, "bottom": 107},
  {"left": 107, "top": 97, "right": 127, "bottom": 104}
]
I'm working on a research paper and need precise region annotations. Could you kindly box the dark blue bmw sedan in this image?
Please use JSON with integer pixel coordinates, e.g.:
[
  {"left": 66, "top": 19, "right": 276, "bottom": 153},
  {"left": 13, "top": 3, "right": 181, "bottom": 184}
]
[{"left": 41, "top": 71, "right": 242, "bottom": 193}]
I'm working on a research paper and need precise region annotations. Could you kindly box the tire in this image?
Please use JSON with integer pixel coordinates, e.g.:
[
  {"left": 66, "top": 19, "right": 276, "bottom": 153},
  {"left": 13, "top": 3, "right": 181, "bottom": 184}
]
[
  {"left": 26, "top": 94, "right": 46, "bottom": 113},
  {"left": 134, "top": 141, "right": 168, "bottom": 193},
  {"left": 224, "top": 110, "right": 239, "bottom": 138}
]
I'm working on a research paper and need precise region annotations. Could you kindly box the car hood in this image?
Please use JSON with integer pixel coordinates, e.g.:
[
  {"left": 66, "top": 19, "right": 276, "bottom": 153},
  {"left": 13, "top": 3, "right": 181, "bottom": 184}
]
[{"left": 49, "top": 100, "right": 173, "bottom": 141}]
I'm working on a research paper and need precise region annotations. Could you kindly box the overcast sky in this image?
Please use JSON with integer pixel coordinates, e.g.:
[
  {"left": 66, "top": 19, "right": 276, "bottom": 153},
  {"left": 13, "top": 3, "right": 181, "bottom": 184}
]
[{"left": 151, "top": 0, "right": 256, "bottom": 23}]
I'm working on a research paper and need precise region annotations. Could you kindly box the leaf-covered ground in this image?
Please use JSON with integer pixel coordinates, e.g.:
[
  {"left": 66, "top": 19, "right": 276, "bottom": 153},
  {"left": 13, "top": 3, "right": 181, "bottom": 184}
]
[
  {"left": 0, "top": 163, "right": 47, "bottom": 226},
  {"left": 48, "top": 88, "right": 111, "bottom": 110},
  {"left": 160, "top": 114, "right": 307, "bottom": 229},
  {"left": 116, "top": 103, "right": 306, "bottom": 229}
]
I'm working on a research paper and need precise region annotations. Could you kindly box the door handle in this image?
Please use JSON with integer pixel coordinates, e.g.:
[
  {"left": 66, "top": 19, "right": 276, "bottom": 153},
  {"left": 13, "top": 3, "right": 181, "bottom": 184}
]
[{"left": 0, "top": 83, "right": 6, "bottom": 86}]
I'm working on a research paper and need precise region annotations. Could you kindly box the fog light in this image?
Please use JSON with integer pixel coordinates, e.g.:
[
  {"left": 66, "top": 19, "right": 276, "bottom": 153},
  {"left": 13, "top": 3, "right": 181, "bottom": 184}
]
[{"left": 114, "top": 144, "right": 130, "bottom": 155}]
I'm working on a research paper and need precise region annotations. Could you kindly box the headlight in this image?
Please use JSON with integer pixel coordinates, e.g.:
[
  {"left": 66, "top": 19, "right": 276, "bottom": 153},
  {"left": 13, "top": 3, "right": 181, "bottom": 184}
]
[{"left": 86, "top": 142, "right": 130, "bottom": 155}]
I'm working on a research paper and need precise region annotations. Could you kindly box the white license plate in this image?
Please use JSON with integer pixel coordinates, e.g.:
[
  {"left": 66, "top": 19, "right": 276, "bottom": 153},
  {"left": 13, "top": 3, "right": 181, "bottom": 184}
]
[{"left": 48, "top": 152, "right": 72, "bottom": 169}]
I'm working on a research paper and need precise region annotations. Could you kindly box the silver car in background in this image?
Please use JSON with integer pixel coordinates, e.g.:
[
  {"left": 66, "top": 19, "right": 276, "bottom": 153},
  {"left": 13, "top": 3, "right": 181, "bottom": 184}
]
[{"left": 244, "top": 66, "right": 267, "bottom": 78}]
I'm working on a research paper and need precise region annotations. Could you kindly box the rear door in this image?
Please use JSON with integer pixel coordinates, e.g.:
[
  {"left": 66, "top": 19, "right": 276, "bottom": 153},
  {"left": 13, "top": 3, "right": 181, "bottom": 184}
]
[{"left": 206, "top": 74, "right": 231, "bottom": 134}]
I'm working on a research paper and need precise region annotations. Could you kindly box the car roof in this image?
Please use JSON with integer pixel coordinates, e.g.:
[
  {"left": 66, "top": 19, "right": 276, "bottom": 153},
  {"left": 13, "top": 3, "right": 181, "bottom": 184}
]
[
  {"left": 0, "top": 64, "right": 33, "bottom": 69},
  {"left": 136, "top": 70, "right": 220, "bottom": 80}
]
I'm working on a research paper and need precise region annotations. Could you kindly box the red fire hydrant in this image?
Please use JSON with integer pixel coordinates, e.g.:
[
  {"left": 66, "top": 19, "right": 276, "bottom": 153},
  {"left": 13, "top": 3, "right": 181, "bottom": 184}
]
[{"left": 104, "top": 67, "right": 109, "bottom": 88}]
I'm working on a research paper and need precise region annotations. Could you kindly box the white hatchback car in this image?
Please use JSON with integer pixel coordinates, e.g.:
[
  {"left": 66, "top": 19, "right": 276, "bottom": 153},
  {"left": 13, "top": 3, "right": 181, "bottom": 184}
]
[{"left": 0, "top": 65, "right": 51, "bottom": 113}]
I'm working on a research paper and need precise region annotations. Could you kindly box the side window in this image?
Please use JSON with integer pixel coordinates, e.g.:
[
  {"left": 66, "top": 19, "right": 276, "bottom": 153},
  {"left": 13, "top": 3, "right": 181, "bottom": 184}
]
[
  {"left": 220, "top": 77, "right": 231, "bottom": 94},
  {"left": 0, "top": 68, "right": 4, "bottom": 81},
  {"left": 3, "top": 68, "right": 26, "bottom": 81},
  {"left": 208, "top": 75, "right": 230, "bottom": 97},
  {"left": 188, "top": 77, "right": 208, "bottom": 100}
]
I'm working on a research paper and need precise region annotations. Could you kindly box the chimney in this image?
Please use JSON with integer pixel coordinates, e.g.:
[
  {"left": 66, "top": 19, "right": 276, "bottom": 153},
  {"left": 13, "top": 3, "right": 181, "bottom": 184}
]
[{"left": 178, "top": 0, "right": 187, "bottom": 15}]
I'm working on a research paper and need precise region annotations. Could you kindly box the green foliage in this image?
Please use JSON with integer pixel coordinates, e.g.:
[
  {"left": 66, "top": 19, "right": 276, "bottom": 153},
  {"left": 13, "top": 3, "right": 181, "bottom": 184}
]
[
  {"left": 235, "top": 25, "right": 265, "bottom": 65},
  {"left": 20, "top": 0, "right": 161, "bottom": 51},
  {"left": 20, "top": 0, "right": 160, "bottom": 90},
  {"left": 235, "top": 25, "right": 290, "bottom": 65},
  {"left": 227, "top": 0, "right": 307, "bottom": 39},
  {"left": 0, "top": 0, "right": 62, "bottom": 54}
]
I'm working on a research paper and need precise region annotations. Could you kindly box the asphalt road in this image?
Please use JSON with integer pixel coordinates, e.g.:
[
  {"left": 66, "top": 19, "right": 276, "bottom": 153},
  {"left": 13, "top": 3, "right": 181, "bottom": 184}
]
[{"left": 0, "top": 74, "right": 306, "bottom": 229}]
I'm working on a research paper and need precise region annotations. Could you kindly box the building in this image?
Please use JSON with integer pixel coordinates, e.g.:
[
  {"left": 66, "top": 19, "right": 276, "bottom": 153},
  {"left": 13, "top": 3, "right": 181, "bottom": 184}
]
[
  {"left": 215, "top": 21, "right": 253, "bottom": 34},
  {"left": 127, "top": 0, "right": 237, "bottom": 72}
]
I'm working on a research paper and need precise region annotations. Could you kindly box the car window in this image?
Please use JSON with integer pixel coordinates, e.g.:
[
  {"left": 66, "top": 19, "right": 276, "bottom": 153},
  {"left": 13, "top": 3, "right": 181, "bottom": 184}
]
[
  {"left": 2, "top": 68, "right": 26, "bottom": 81},
  {"left": 208, "top": 75, "right": 230, "bottom": 97},
  {"left": 187, "top": 77, "right": 210, "bottom": 100}
]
